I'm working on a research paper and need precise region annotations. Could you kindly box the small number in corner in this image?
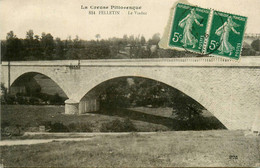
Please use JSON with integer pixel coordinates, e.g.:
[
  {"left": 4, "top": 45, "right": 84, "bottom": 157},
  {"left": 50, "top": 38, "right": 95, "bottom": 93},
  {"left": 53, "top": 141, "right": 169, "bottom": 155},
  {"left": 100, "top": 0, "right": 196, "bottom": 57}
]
[{"left": 229, "top": 155, "right": 238, "bottom": 159}]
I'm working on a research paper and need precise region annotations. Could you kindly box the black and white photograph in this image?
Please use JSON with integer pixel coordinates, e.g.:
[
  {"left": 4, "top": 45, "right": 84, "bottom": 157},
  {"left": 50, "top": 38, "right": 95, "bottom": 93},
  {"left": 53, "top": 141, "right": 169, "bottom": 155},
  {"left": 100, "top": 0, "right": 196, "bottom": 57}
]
[{"left": 0, "top": 0, "right": 259, "bottom": 167}]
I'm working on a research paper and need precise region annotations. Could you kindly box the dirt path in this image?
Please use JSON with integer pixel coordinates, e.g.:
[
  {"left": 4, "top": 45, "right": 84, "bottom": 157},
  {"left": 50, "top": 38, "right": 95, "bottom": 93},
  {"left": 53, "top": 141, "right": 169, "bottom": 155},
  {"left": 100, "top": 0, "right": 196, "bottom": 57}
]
[
  {"left": 23, "top": 132, "right": 155, "bottom": 136},
  {"left": 0, "top": 132, "right": 156, "bottom": 146},
  {"left": 0, "top": 137, "right": 92, "bottom": 146}
]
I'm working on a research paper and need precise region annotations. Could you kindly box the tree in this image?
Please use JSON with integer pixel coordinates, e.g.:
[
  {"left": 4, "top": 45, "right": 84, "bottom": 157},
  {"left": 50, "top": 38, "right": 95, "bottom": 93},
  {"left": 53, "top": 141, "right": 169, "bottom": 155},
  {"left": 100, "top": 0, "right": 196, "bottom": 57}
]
[
  {"left": 140, "top": 36, "right": 146, "bottom": 46},
  {"left": 251, "top": 39, "right": 260, "bottom": 51},
  {"left": 150, "top": 33, "right": 160, "bottom": 45},
  {"left": 65, "top": 48, "right": 79, "bottom": 60},
  {"left": 34, "top": 35, "right": 40, "bottom": 40},
  {"left": 129, "top": 35, "right": 135, "bottom": 45},
  {"left": 5, "top": 31, "right": 23, "bottom": 61},
  {"left": 100, "top": 78, "right": 131, "bottom": 108},
  {"left": 172, "top": 93, "right": 203, "bottom": 121},
  {"left": 41, "top": 33, "right": 55, "bottom": 59},
  {"left": 241, "top": 47, "right": 256, "bottom": 56},
  {"left": 86, "top": 41, "right": 110, "bottom": 59},
  {"left": 55, "top": 37, "right": 65, "bottom": 59},
  {"left": 1, "top": 83, "right": 8, "bottom": 103},
  {"left": 73, "top": 35, "right": 82, "bottom": 49},
  {"left": 26, "top": 30, "right": 34, "bottom": 40},
  {"left": 95, "top": 34, "right": 101, "bottom": 41},
  {"left": 122, "top": 34, "right": 128, "bottom": 45},
  {"left": 24, "top": 29, "right": 41, "bottom": 60},
  {"left": 50, "top": 93, "right": 63, "bottom": 105},
  {"left": 6, "top": 31, "right": 16, "bottom": 40}
]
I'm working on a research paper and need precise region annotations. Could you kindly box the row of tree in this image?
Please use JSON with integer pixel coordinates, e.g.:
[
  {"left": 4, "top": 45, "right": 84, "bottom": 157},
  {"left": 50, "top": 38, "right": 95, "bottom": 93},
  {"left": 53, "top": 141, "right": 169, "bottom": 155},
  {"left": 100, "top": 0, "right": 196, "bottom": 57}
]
[
  {"left": 1, "top": 30, "right": 163, "bottom": 61},
  {"left": 1, "top": 30, "right": 259, "bottom": 61}
]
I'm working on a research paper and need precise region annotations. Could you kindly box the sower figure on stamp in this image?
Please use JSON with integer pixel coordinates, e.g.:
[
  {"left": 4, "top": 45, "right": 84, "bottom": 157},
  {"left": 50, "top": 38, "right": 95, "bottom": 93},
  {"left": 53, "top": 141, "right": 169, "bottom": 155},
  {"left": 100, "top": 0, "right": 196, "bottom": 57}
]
[
  {"left": 215, "top": 16, "right": 240, "bottom": 56},
  {"left": 178, "top": 8, "right": 204, "bottom": 48}
]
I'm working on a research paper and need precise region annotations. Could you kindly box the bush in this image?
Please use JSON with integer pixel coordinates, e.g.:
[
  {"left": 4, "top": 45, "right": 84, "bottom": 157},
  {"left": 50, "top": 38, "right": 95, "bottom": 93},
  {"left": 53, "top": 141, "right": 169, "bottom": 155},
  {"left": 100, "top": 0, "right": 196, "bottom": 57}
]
[
  {"left": 1, "top": 125, "right": 24, "bottom": 137},
  {"left": 16, "top": 96, "right": 28, "bottom": 104},
  {"left": 67, "top": 122, "right": 92, "bottom": 132},
  {"left": 100, "top": 118, "right": 137, "bottom": 132},
  {"left": 49, "top": 122, "right": 69, "bottom": 132},
  {"left": 1, "top": 83, "right": 7, "bottom": 103},
  {"left": 241, "top": 48, "right": 256, "bottom": 56},
  {"left": 40, "top": 121, "right": 92, "bottom": 132},
  {"left": 4, "top": 95, "right": 16, "bottom": 104},
  {"left": 40, "top": 121, "right": 52, "bottom": 131},
  {"left": 29, "top": 97, "right": 40, "bottom": 105},
  {"left": 49, "top": 93, "right": 63, "bottom": 105},
  {"left": 1, "top": 121, "right": 10, "bottom": 128}
]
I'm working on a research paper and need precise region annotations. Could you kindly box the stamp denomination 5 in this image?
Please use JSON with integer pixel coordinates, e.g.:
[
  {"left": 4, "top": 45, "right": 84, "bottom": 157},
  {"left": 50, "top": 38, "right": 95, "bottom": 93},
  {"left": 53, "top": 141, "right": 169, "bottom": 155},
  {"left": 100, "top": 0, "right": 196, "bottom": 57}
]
[{"left": 168, "top": 3, "right": 247, "bottom": 60}]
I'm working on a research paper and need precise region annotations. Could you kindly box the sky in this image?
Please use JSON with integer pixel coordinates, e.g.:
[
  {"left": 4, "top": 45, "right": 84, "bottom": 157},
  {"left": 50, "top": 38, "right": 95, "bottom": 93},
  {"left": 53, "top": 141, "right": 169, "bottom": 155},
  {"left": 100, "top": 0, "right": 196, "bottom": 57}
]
[{"left": 0, "top": 0, "right": 259, "bottom": 40}]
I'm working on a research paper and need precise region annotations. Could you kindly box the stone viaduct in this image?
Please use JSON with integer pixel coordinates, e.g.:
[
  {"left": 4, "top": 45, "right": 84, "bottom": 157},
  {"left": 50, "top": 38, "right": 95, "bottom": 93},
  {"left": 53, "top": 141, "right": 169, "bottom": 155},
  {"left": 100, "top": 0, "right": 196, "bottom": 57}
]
[{"left": 1, "top": 57, "right": 260, "bottom": 132}]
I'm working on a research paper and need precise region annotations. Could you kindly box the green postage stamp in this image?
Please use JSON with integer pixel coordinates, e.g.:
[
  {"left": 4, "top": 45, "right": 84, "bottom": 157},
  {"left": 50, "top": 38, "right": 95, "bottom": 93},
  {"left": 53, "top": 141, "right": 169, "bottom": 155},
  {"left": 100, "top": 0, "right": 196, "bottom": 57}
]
[{"left": 168, "top": 3, "right": 247, "bottom": 60}]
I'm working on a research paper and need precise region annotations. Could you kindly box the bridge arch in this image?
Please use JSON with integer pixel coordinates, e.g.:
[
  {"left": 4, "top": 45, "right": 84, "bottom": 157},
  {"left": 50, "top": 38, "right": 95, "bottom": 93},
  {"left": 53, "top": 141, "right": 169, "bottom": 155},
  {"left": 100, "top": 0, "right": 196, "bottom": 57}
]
[
  {"left": 73, "top": 68, "right": 230, "bottom": 128},
  {"left": 75, "top": 69, "right": 212, "bottom": 108},
  {"left": 9, "top": 71, "right": 69, "bottom": 99}
]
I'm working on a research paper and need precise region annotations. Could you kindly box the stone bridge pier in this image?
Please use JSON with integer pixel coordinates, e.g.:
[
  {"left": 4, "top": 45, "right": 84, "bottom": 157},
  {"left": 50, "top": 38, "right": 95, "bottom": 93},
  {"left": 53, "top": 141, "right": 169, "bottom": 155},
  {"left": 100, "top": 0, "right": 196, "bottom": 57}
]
[
  {"left": 65, "top": 98, "right": 100, "bottom": 115},
  {"left": 65, "top": 84, "right": 102, "bottom": 114}
]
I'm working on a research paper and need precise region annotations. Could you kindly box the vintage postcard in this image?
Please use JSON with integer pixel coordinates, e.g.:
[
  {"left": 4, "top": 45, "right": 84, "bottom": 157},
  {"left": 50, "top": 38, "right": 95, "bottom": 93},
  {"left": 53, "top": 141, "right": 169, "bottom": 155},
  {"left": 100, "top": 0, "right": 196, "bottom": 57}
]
[{"left": 0, "top": 0, "right": 260, "bottom": 167}]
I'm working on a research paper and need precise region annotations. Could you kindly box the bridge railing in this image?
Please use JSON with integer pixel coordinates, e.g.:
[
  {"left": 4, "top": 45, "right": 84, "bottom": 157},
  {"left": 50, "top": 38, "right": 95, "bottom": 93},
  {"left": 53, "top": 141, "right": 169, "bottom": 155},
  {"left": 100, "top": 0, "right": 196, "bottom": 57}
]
[{"left": 1, "top": 56, "right": 260, "bottom": 67}]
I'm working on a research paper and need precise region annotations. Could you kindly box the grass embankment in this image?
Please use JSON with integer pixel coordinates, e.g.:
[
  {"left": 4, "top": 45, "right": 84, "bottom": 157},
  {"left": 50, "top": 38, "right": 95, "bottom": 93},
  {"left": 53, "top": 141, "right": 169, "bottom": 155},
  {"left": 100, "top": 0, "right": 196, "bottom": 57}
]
[
  {"left": 1, "top": 105, "right": 169, "bottom": 136},
  {"left": 1, "top": 105, "right": 225, "bottom": 138},
  {"left": 1, "top": 131, "right": 259, "bottom": 167},
  {"left": 1, "top": 105, "right": 226, "bottom": 139}
]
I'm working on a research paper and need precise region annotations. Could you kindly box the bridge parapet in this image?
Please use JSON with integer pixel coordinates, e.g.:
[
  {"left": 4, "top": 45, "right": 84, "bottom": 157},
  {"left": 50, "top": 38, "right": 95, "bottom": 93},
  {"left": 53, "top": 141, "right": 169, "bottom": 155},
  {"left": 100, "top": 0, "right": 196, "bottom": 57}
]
[{"left": 1, "top": 56, "right": 260, "bottom": 67}]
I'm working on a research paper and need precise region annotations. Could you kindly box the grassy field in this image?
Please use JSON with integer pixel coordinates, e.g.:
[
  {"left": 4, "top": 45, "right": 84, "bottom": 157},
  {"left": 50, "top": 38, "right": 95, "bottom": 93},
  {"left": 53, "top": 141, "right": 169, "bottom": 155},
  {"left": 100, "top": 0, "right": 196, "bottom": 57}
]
[
  {"left": 1, "top": 105, "right": 170, "bottom": 135},
  {"left": 0, "top": 130, "right": 259, "bottom": 167},
  {"left": 1, "top": 105, "right": 258, "bottom": 167},
  {"left": 1, "top": 105, "right": 225, "bottom": 138}
]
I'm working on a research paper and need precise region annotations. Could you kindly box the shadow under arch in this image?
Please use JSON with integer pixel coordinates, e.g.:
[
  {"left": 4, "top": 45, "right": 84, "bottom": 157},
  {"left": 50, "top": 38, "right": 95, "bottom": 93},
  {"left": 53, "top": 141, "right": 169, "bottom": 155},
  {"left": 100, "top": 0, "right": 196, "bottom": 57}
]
[
  {"left": 79, "top": 76, "right": 226, "bottom": 130},
  {"left": 73, "top": 68, "right": 231, "bottom": 129},
  {"left": 76, "top": 71, "right": 211, "bottom": 111},
  {"left": 80, "top": 75, "right": 201, "bottom": 102},
  {"left": 10, "top": 72, "right": 68, "bottom": 99},
  {"left": 80, "top": 75, "right": 206, "bottom": 108}
]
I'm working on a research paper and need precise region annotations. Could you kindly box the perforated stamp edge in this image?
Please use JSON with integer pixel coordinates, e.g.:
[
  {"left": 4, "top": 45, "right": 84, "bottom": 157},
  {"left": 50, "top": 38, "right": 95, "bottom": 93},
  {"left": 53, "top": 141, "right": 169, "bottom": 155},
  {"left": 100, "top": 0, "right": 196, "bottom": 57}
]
[{"left": 159, "top": 1, "right": 248, "bottom": 62}]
